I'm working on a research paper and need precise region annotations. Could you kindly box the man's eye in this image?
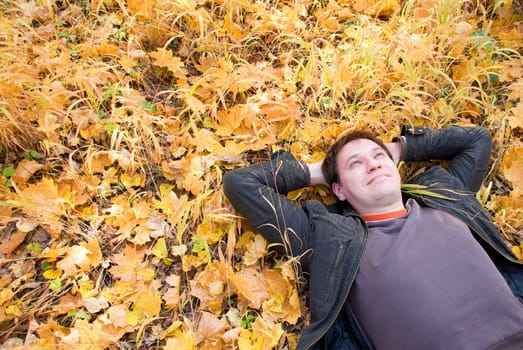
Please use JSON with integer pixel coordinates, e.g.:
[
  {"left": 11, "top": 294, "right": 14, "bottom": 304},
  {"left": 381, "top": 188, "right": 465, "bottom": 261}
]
[{"left": 349, "top": 161, "right": 361, "bottom": 168}]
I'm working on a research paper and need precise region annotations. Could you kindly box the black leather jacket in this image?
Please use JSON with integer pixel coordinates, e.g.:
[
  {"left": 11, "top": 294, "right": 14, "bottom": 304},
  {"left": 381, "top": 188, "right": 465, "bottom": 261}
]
[{"left": 223, "top": 126, "right": 523, "bottom": 350}]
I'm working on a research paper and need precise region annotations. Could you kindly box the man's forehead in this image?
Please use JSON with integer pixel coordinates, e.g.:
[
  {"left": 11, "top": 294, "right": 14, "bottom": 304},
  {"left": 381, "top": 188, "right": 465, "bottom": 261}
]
[{"left": 341, "top": 139, "right": 382, "bottom": 156}]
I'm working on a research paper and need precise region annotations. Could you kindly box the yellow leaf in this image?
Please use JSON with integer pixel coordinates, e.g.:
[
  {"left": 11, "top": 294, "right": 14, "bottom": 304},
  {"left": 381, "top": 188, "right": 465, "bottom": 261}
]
[
  {"left": 84, "top": 295, "right": 109, "bottom": 313},
  {"left": 138, "top": 267, "right": 156, "bottom": 282},
  {"left": 55, "top": 238, "right": 102, "bottom": 279},
  {"left": 451, "top": 59, "right": 476, "bottom": 83},
  {"left": 43, "top": 268, "right": 62, "bottom": 279},
  {"left": 135, "top": 289, "right": 161, "bottom": 317},
  {"left": 238, "top": 329, "right": 263, "bottom": 350},
  {"left": 196, "top": 220, "right": 225, "bottom": 245},
  {"left": 508, "top": 101, "right": 523, "bottom": 130},
  {"left": 6, "top": 302, "right": 24, "bottom": 317},
  {"left": 164, "top": 329, "right": 196, "bottom": 350},
  {"left": 250, "top": 316, "right": 284, "bottom": 350},
  {"left": 195, "top": 311, "right": 229, "bottom": 346},
  {"left": 152, "top": 238, "right": 169, "bottom": 260},
  {"left": 120, "top": 172, "right": 145, "bottom": 189},
  {"left": 126, "top": 308, "right": 141, "bottom": 327},
  {"left": 512, "top": 245, "right": 523, "bottom": 261},
  {"left": 229, "top": 267, "right": 269, "bottom": 308}
]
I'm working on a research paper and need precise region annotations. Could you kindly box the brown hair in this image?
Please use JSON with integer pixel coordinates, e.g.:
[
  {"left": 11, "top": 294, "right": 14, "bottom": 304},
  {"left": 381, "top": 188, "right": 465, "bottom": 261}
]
[{"left": 321, "top": 130, "right": 393, "bottom": 186}]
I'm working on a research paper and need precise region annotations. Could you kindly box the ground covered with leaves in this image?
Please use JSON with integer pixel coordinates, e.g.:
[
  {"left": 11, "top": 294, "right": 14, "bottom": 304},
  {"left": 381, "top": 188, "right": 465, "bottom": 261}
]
[{"left": 0, "top": 0, "right": 522, "bottom": 348}]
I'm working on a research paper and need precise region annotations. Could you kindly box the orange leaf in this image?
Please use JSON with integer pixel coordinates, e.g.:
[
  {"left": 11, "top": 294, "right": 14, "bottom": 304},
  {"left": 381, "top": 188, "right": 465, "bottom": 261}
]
[
  {"left": 229, "top": 267, "right": 269, "bottom": 308},
  {"left": 150, "top": 48, "right": 186, "bottom": 77},
  {"left": 501, "top": 146, "right": 523, "bottom": 197},
  {"left": 127, "top": 0, "right": 155, "bottom": 19}
]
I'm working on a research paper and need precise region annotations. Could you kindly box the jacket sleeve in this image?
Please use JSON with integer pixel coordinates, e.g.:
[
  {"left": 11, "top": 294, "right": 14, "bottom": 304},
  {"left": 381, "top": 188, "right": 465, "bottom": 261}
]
[
  {"left": 400, "top": 125, "right": 492, "bottom": 192},
  {"left": 223, "top": 151, "right": 313, "bottom": 256}
]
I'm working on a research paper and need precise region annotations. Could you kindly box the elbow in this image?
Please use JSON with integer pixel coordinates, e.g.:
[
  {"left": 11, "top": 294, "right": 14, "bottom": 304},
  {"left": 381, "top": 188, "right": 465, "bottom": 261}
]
[
  {"left": 476, "top": 127, "right": 492, "bottom": 148},
  {"left": 223, "top": 170, "right": 239, "bottom": 200},
  {"left": 475, "top": 126, "right": 493, "bottom": 160}
]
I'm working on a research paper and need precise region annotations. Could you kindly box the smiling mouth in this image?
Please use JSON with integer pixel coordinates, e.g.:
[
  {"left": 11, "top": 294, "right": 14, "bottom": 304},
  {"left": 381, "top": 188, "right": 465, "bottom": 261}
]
[{"left": 367, "top": 174, "right": 388, "bottom": 185}]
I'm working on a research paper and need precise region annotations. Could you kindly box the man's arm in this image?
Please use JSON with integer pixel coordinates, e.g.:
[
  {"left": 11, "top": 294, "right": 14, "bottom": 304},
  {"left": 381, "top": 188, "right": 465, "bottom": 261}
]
[
  {"left": 223, "top": 152, "right": 314, "bottom": 256},
  {"left": 400, "top": 126, "right": 492, "bottom": 192}
]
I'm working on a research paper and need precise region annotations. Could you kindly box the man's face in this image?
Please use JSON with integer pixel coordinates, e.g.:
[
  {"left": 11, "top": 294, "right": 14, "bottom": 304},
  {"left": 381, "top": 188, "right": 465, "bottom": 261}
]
[{"left": 331, "top": 138, "right": 403, "bottom": 215}]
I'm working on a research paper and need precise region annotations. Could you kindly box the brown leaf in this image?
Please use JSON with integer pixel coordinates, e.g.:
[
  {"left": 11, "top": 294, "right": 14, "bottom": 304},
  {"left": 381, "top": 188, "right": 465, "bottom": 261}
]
[
  {"left": 0, "top": 230, "right": 27, "bottom": 255},
  {"left": 12, "top": 160, "right": 46, "bottom": 185}
]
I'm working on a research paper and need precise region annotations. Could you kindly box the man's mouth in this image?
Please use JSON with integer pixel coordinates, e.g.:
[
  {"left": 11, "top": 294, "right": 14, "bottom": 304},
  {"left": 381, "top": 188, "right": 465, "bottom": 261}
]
[{"left": 367, "top": 173, "right": 387, "bottom": 185}]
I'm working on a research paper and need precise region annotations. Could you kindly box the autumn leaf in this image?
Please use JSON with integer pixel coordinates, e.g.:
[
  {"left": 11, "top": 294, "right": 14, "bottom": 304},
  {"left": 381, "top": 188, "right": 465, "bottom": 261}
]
[
  {"left": 0, "top": 230, "right": 28, "bottom": 255},
  {"left": 150, "top": 48, "right": 186, "bottom": 78},
  {"left": 194, "top": 311, "right": 230, "bottom": 347},
  {"left": 11, "top": 159, "right": 46, "bottom": 185},
  {"left": 2, "top": 0, "right": 523, "bottom": 348},
  {"left": 501, "top": 146, "right": 523, "bottom": 197}
]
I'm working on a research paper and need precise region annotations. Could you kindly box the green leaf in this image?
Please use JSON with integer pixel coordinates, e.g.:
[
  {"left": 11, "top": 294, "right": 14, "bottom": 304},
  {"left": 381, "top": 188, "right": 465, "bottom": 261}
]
[
  {"left": 140, "top": 100, "right": 157, "bottom": 112},
  {"left": 102, "top": 120, "right": 116, "bottom": 135},
  {"left": 241, "top": 312, "right": 256, "bottom": 330},
  {"left": 27, "top": 242, "right": 42, "bottom": 255},
  {"left": 3, "top": 167, "right": 15, "bottom": 178},
  {"left": 192, "top": 236, "right": 207, "bottom": 253},
  {"left": 23, "top": 149, "right": 41, "bottom": 160},
  {"left": 49, "top": 278, "right": 62, "bottom": 291}
]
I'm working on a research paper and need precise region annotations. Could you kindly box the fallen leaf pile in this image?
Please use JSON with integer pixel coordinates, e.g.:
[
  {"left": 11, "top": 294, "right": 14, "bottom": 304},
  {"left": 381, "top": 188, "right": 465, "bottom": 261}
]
[{"left": 0, "top": 0, "right": 522, "bottom": 348}]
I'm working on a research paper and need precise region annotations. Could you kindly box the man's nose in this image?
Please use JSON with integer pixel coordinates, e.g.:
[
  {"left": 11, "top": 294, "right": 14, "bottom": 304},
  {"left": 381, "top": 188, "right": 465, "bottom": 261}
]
[{"left": 367, "top": 157, "right": 380, "bottom": 171}]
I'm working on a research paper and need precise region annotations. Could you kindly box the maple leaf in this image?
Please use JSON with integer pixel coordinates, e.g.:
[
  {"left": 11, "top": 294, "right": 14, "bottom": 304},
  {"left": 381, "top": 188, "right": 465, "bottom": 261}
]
[
  {"left": 150, "top": 48, "right": 186, "bottom": 78},
  {"left": 194, "top": 311, "right": 230, "bottom": 347},
  {"left": 109, "top": 244, "right": 147, "bottom": 282},
  {"left": 229, "top": 266, "right": 269, "bottom": 309}
]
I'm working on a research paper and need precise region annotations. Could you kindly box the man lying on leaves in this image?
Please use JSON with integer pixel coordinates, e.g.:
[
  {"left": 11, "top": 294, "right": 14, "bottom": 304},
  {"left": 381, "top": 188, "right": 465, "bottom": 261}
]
[{"left": 224, "top": 125, "right": 523, "bottom": 350}]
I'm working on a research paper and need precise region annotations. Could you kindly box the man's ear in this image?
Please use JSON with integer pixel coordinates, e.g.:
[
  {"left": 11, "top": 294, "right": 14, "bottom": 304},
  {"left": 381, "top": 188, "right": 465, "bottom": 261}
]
[{"left": 332, "top": 182, "right": 346, "bottom": 201}]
